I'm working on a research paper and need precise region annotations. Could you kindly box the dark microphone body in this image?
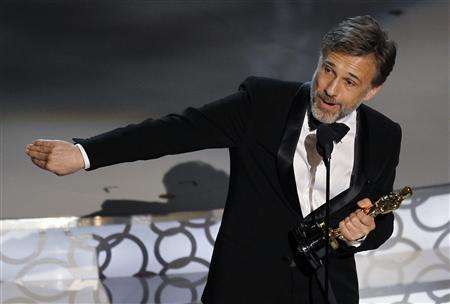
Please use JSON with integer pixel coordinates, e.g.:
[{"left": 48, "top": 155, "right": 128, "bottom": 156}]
[{"left": 315, "top": 123, "right": 350, "bottom": 162}]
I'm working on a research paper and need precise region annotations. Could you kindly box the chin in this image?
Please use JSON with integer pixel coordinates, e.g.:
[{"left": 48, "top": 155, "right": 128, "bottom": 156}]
[{"left": 311, "top": 99, "right": 340, "bottom": 124}]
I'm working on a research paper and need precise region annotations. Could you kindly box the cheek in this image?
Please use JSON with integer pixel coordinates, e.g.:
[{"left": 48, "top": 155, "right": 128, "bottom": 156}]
[
  {"left": 341, "top": 97, "right": 361, "bottom": 111},
  {"left": 314, "top": 74, "right": 327, "bottom": 92}
]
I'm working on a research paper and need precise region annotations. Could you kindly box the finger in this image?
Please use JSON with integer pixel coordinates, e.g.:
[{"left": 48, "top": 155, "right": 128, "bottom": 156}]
[
  {"left": 345, "top": 217, "right": 359, "bottom": 235},
  {"left": 339, "top": 220, "right": 354, "bottom": 241},
  {"left": 357, "top": 198, "right": 372, "bottom": 209},
  {"left": 28, "top": 145, "right": 52, "bottom": 153},
  {"left": 32, "top": 140, "right": 56, "bottom": 147},
  {"left": 31, "top": 157, "right": 47, "bottom": 170},
  {"left": 349, "top": 213, "right": 371, "bottom": 235},
  {"left": 26, "top": 150, "right": 49, "bottom": 161},
  {"left": 339, "top": 220, "right": 348, "bottom": 237},
  {"left": 356, "top": 210, "right": 375, "bottom": 228},
  {"left": 349, "top": 213, "right": 363, "bottom": 227},
  {"left": 346, "top": 216, "right": 365, "bottom": 237}
]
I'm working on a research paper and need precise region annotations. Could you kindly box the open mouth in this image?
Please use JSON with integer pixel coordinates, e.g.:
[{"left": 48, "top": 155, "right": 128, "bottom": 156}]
[{"left": 318, "top": 96, "right": 340, "bottom": 110}]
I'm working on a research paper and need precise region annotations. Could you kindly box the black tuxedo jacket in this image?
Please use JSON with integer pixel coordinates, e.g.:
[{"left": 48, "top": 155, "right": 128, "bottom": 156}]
[{"left": 73, "top": 76, "right": 401, "bottom": 304}]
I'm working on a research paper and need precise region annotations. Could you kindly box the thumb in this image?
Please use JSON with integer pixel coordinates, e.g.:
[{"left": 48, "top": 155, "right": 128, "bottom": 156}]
[{"left": 357, "top": 198, "right": 373, "bottom": 209}]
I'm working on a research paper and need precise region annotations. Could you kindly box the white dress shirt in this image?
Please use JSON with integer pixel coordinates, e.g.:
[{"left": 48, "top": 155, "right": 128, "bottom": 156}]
[{"left": 294, "top": 110, "right": 356, "bottom": 217}]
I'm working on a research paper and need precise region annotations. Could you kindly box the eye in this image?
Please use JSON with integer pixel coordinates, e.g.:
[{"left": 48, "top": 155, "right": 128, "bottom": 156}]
[
  {"left": 324, "top": 66, "right": 332, "bottom": 73},
  {"left": 345, "top": 79, "right": 355, "bottom": 87}
]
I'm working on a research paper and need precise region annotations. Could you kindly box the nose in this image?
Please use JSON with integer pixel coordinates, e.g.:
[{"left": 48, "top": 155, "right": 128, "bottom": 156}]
[{"left": 324, "top": 78, "right": 339, "bottom": 98}]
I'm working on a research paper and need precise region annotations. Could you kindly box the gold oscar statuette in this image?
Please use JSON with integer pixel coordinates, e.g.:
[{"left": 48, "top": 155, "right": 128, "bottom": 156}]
[{"left": 319, "top": 186, "right": 413, "bottom": 249}]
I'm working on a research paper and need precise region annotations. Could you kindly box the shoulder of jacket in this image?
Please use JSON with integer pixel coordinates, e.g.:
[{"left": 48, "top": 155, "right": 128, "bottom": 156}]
[
  {"left": 359, "top": 104, "right": 402, "bottom": 140},
  {"left": 236, "top": 76, "right": 303, "bottom": 148},
  {"left": 238, "top": 75, "right": 301, "bottom": 101}
]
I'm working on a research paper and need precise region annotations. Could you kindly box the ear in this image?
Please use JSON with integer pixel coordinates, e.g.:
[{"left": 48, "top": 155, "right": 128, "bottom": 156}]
[{"left": 362, "top": 84, "right": 383, "bottom": 102}]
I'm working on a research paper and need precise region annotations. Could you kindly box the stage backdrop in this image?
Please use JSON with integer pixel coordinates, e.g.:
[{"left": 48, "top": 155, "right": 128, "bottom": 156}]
[{"left": 1, "top": 0, "right": 448, "bottom": 219}]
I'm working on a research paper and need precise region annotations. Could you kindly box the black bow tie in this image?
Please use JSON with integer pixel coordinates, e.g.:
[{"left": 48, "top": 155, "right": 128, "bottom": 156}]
[{"left": 307, "top": 109, "right": 349, "bottom": 144}]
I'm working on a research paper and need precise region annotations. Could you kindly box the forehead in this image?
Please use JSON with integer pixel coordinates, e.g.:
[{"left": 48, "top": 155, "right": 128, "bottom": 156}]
[{"left": 322, "top": 51, "right": 377, "bottom": 83}]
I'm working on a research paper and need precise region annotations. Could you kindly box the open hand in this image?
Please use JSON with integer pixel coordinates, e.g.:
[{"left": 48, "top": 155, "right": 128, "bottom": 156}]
[
  {"left": 339, "top": 198, "right": 375, "bottom": 242},
  {"left": 25, "top": 139, "right": 85, "bottom": 176}
]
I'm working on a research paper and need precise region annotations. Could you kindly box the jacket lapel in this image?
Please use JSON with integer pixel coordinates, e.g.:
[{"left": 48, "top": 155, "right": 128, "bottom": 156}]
[{"left": 276, "top": 82, "right": 311, "bottom": 218}]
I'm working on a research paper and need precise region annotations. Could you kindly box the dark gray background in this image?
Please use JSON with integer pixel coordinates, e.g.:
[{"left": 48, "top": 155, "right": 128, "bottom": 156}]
[{"left": 1, "top": 0, "right": 448, "bottom": 218}]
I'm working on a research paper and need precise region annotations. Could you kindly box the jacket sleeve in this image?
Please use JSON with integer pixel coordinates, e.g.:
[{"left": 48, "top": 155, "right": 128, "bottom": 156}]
[
  {"left": 337, "top": 122, "right": 402, "bottom": 254},
  {"left": 72, "top": 78, "right": 253, "bottom": 171}
]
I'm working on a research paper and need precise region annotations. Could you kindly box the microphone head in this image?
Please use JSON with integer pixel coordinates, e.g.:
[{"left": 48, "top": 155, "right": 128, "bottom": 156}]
[
  {"left": 316, "top": 124, "right": 335, "bottom": 160},
  {"left": 315, "top": 123, "right": 350, "bottom": 160}
]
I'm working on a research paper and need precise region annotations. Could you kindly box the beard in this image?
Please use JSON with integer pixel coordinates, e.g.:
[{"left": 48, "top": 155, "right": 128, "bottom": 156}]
[{"left": 310, "top": 81, "right": 362, "bottom": 124}]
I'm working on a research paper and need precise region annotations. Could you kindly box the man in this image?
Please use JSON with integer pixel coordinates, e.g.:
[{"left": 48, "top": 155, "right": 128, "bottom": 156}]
[{"left": 25, "top": 15, "right": 400, "bottom": 303}]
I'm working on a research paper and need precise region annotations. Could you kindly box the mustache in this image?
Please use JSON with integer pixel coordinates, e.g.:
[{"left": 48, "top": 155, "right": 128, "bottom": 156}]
[{"left": 315, "top": 92, "right": 340, "bottom": 105}]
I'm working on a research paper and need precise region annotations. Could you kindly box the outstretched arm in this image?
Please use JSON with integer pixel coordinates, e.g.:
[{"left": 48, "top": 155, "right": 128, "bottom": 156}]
[
  {"left": 26, "top": 79, "right": 253, "bottom": 175},
  {"left": 72, "top": 90, "right": 250, "bottom": 171}
]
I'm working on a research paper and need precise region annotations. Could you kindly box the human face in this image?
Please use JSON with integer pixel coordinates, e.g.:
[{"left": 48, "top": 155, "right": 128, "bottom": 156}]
[{"left": 310, "top": 51, "right": 382, "bottom": 123}]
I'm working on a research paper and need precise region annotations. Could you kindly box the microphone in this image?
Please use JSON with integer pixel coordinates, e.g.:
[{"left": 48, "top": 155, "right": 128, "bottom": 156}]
[
  {"left": 316, "top": 123, "right": 350, "bottom": 162},
  {"left": 314, "top": 121, "right": 349, "bottom": 304}
]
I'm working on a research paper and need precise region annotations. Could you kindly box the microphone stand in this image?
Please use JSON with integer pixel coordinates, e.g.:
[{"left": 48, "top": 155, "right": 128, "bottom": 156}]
[
  {"left": 314, "top": 121, "right": 348, "bottom": 304},
  {"left": 323, "top": 156, "right": 331, "bottom": 304}
]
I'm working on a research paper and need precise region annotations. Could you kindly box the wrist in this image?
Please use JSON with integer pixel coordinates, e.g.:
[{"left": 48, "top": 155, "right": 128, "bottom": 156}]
[
  {"left": 344, "top": 234, "right": 367, "bottom": 247},
  {"left": 74, "top": 144, "right": 87, "bottom": 170},
  {"left": 75, "top": 144, "right": 91, "bottom": 170}
]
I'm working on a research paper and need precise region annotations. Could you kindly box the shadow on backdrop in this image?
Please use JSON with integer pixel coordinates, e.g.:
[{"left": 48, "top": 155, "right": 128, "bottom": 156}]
[{"left": 82, "top": 161, "right": 229, "bottom": 217}]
